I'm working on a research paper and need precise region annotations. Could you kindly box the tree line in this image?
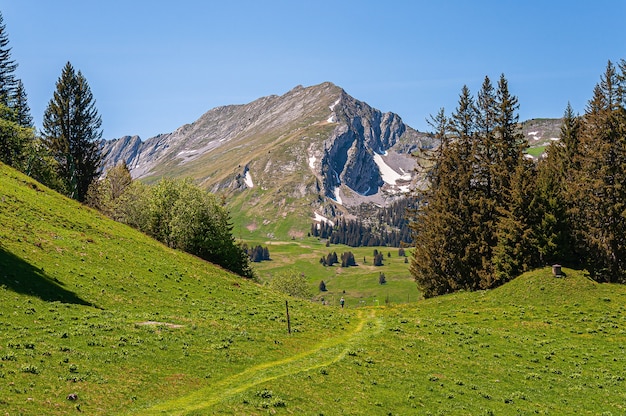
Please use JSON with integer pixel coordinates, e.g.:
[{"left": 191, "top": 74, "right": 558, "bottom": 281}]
[
  {"left": 410, "top": 60, "right": 626, "bottom": 297},
  {"left": 0, "top": 11, "right": 253, "bottom": 279},
  {"left": 311, "top": 200, "right": 414, "bottom": 248}
]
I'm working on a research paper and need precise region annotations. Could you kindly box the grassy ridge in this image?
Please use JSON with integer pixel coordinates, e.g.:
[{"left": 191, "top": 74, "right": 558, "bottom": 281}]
[
  {"left": 208, "top": 269, "right": 626, "bottom": 415},
  {"left": 2, "top": 163, "right": 626, "bottom": 415},
  {"left": 0, "top": 164, "right": 347, "bottom": 415}
]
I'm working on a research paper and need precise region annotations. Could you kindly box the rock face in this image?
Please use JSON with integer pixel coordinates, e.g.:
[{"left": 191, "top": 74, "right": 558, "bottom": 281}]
[{"left": 101, "top": 82, "right": 433, "bottom": 223}]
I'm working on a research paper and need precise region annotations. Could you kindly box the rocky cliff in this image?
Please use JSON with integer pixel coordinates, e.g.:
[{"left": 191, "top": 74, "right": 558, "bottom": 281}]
[{"left": 102, "top": 83, "right": 432, "bottom": 217}]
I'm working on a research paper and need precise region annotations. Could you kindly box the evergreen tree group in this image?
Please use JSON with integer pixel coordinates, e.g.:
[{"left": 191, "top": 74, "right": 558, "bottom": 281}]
[
  {"left": 246, "top": 244, "right": 271, "bottom": 262},
  {"left": 411, "top": 62, "right": 626, "bottom": 297},
  {"left": 0, "top": 12, "right": 35, "bottom": 172},
  {"left": 311, "top": 202, "right": 413, "bottom": 248}
]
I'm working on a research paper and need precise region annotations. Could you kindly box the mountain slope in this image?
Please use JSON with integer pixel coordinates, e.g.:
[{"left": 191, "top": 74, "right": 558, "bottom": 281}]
[
  {"left": 102, "top": 83, "right": 433, "bottom": 239},
  {"left": 2, "top": 163, "right": 625, "bottom": 415},
  {"left": 0, "top": 163, "right": 348, "bottom": 415}
]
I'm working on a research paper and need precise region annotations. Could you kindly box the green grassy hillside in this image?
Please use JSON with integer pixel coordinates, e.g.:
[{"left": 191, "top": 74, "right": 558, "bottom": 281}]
[
  {"left": 0, "top": 164, "right": 347, "bottom": 415},
  {"left": 2, "top": 163, "right": 626, "bottom": 415}
]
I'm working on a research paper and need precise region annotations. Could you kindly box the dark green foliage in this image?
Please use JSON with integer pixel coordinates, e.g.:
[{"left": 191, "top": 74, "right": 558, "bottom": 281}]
[
  {"left": 533, "top": 104, "right": 579, "bottom": 265},
  {"left": 247, "top": 244, "right": 271, "bottom": 262},
  {"left": 0, "top": 13, "right": 36, "bottom": 171},
  {"left": 311, "top": 199, "right": 415, "bottom": 247},
  {"left": 373, "top": 249, "right": 384, "bottom": 266},
  {"left": 12, "top": 80, "right": 32, "bottom": 128},
  {"left": 324, "top": 252, "right": 338, "bottom": 266},
  {"left": 411, "top": 75, "right": 531, "bottom": 297},
  {"left": 564, "top": 60, "right": 626, "bottom": 282},
  {"left": 413, "top": 61, "right": 626, "bottom": 296},
  {"left": 340, "top": 251, "right": 356, "bottom": 267},
  {"left": 319, "top": 280, "right": 327, "bottom": 292},
  {"left": 42, "top": 62, "right": 102, "bottom": 202},
  {"left": 0, "top": 12, "right": 17, "bottom": 107}
]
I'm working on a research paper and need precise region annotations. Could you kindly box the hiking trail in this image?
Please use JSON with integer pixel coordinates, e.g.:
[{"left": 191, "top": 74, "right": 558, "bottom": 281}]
[{"left": 141, "top": 308, "right": 382, "bottom": 415}]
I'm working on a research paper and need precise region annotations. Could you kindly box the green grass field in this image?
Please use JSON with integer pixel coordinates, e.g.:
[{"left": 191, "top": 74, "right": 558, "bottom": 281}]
[
  {"left": 2, "top": 163, "right": 626, "bottom": 415},
  {"left": 249, "top": 239, "right": 418, "bottom": 307}
]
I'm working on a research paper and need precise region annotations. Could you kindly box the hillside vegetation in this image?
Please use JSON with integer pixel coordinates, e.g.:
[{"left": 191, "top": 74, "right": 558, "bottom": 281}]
[{"left": 2, "top": 163, "right": 626, "bottom": 415}]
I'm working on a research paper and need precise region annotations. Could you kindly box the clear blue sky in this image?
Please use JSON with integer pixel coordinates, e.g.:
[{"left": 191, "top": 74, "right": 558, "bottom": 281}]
[{"left": 1, "top": 0, "right": 624, "bottom": 140}]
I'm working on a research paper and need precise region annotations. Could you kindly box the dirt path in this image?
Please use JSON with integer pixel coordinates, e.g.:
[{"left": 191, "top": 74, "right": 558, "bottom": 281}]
[{"left": 141, "top": 309, "right": 382, "bottom": 415}]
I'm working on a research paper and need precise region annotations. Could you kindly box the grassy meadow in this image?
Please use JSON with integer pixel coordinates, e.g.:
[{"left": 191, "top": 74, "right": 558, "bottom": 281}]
[
  {"left": 2, "top": 162, "right": 626, "bottom": 415},
  {"left": 249, "top": 239, "right": 418, "bottom": 307}
]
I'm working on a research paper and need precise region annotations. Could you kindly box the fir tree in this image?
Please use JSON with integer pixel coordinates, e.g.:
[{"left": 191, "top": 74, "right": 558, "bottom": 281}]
[
  {"left": 42, "top": 62, "right": 102, "bottom": 202},
  {"left": 0, "top": 12, "right": 17, "bottom": 107},
  {"left": 568, "top": 60, "right": 626, "bottom": 282},
  {"left": 12, "top": 79, "right": 32, "bottom": 128}
]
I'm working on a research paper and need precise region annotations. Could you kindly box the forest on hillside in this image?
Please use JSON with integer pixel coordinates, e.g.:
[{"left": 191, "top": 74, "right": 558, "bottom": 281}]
[
  {"left": 410, "top": 61, "right": 626, "bottom": 297},
  {"left": 311, "top": 199, "right": 415, "bottom": 247}
]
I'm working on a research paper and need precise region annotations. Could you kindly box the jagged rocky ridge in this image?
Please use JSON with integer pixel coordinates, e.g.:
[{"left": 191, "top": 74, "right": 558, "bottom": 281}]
[{"left": 102, "top": 82, "right": 433, "bottom": 210}]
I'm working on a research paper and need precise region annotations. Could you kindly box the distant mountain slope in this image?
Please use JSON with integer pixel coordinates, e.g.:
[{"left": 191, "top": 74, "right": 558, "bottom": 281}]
[
  {"left": 102, "top": 83, "right": 434, "bottom": 238},
  {"left": 102, "top": 83, "right": 562, "bottom": 239}
]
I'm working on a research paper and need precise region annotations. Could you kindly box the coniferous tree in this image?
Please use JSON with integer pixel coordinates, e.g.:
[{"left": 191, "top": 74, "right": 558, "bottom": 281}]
[
  {"left": 0, "top": 12, "right": 35, "bottom": 170},
  {"left": 567, "top": 60, "right": 626, "bottom": 282},
  {"left": 534, "top": 103, "right": 580, "bottom": 265},
  {"left": 42, "top": 62, "right": 102, "bottom": 202},
  {"left": 0, "top": 12, "right": 16, "bottom": 107},
  {"left": 13, "top": 80, "right": 32, "bottom": 128},
  {"left": 411, "top": 74, "right": 530, "bottom": 296}
]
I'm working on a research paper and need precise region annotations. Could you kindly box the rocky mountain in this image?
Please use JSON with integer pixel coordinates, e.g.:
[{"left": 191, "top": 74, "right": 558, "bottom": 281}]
[
  {"left": 101, "top": 83, "right": 562, "bottom": 239},
  {"left": 102, "top": 82, "right": 434, "bottom": 238}
]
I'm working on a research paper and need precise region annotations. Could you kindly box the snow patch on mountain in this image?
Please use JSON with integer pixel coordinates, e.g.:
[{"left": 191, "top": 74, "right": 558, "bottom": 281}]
[
  {"left": 244, "top": 170, "right": 254, "bottom": 188},
  {"left": 333, "top": 187, "right": 343, "bottom": 205},
  {"left": 314, "top": 212, "right": 334, "bottom": 226},
  {"left": 374, "top": 153, "right": 411, "bottom": 185}
]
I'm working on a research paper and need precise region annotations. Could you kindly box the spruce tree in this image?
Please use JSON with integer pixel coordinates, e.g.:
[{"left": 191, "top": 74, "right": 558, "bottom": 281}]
[
  {"left": 0, "top": 12, "right": 16, "bottom": 107},
  {"left": 534, "top": 103, "right": 579, "bottom": 265},
  {"left": 568, "top": 60, "right": 626, "bottom": 282},
  {"left": 13, "top": 79, "right": 32, "bottom": 128},
  {"left": 42, "top": 62, "right": 102, "bottom": 201}
]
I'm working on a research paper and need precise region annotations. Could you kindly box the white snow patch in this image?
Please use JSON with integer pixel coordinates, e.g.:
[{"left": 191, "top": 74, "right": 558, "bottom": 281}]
[
  {"left": 528, "top": 131, "right": 539, "bottom": 136},
  {"left": 244, "top": 170, "right": 254, "bottom": 188},
  {"left": 550, "top": 137, "right": 560, "bottom": 141},
  {"left": 327, "top": 115, "right": 336, "bottom": 123},
  {"left": 333, "top": 187, "right": 343, "bottom": 205},
  {"left": 314, "top": 212, "right": 334, "bottom": 226},
  {"left": 373, "top": 153, "right": 411, "bottom": 185},
  {"left": 329, "top": 98, "right": 340, "bottom": 111},
  {"left": 176, "top": 149, "right": 197, "bottom": 157},
  {"left": 308, "top": 155, "right": 316, "bottom": 170}
]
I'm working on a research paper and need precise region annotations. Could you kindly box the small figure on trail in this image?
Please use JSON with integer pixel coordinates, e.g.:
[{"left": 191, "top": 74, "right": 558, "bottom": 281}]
[{"left": 340, "top": 297, "right": 345, "bottom": 308}]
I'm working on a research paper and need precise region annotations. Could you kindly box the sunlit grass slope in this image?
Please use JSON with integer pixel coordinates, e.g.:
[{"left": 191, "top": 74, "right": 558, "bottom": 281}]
[
  {"left": 3, "top": 163, "right": 626, "bottom": 415},
  {"left": 0, "top": 163, "right": 349, "bottom": 415},
  {"left": 209, "top": 268, "right": 626, "bottom": 415}
]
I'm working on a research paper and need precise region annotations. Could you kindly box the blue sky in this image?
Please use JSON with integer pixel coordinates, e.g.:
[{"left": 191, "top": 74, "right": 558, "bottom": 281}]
[{"left": 1, "top": 0, "right": 624, "bottom": 140}]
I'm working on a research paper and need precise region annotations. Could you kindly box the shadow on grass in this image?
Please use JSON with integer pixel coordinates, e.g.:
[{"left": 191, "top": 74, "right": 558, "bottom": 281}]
[{"left": 0, "top": 246, "right": 95, "bottom": 306}]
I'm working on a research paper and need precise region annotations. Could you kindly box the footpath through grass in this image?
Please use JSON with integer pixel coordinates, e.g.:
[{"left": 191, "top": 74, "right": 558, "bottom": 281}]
[
  {"left": 3, "top": 163, "right": 626, "bottom": 415},
  {"left": 143, "top": 309, "right": 383, "bottom": 414}
]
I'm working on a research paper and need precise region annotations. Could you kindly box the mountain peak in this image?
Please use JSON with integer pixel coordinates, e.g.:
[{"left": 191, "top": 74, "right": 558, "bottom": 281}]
[{"left": 101, "top": 83, "right": 432, "bottom": 236}]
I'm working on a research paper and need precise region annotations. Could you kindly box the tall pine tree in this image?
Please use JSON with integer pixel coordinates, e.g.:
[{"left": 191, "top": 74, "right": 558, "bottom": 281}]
[
  {"left": 43, "top": 62, "right": 102, "bottom": 202},
  {"left": 0, "top": 11, "right": 34, "bottom": 168},
  {"left": 567, "top": 60, "right": 626, "bottom": 282},
  {"left": 411, "top": 74, "right": 531, "bottom": 296},
  {"left": 0, "top": 11, "right": 16, "bottom": 107}
]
